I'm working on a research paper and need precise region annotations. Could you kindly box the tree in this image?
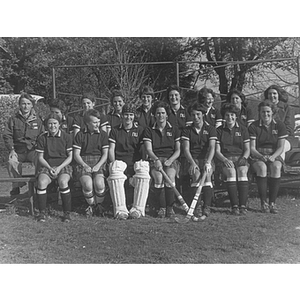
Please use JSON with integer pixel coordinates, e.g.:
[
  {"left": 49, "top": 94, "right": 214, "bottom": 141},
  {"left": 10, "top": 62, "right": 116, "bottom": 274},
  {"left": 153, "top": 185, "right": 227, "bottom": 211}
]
[{"left": 184, "top": 37, "right": 289, "bottom": 98}]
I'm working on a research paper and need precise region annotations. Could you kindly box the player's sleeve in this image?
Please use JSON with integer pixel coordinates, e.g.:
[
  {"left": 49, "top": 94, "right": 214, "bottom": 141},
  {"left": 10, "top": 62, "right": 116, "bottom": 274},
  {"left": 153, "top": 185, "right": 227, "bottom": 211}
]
[
  {"left": 143, "top": 126, "right": 152, "bottom": 143},
  {"left": 36, "top": 133, "right": 46, "bottom": 153},
  {"left": 73, "top": 131, "right": 82, "bottom": 150},
  {"left": 277, "top": 120, "right": 288, "bottom": 140},
  {"left": 109, "top": 128, "right": 117, "bottom": 144}
]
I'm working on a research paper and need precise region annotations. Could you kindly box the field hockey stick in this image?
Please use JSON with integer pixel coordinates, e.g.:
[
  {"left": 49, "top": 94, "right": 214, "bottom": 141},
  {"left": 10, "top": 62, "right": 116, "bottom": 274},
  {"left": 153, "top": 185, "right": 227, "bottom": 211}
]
[
  {"left": 175, "top": 170, "right": 207, "bottom": 224},
  {"left": 159, "top": 169, "right": 189, "bottom": 212}
]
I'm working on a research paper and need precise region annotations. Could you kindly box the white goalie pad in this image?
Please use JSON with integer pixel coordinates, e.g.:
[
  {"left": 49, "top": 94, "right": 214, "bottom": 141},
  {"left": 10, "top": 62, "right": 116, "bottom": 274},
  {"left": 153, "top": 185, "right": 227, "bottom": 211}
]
[
  {"left": 130, "top": 160, "right": 150, "bottom": 217},
  {"left": 107, "top": 160, "right": 128, "bottom": 217}
]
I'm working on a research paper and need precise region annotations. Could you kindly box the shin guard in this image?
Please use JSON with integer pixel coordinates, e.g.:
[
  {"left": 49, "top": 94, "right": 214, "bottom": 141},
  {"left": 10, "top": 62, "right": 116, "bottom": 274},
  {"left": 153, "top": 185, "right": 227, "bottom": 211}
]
[
  {"left": 60, "top": 187, "right": 72, "bottom": 213},
  {"left": 107, "top": 160, "right": 129, "bottom": 218},
  {"left": 130, "top": 160, "right": 150, "bottom": 218}
]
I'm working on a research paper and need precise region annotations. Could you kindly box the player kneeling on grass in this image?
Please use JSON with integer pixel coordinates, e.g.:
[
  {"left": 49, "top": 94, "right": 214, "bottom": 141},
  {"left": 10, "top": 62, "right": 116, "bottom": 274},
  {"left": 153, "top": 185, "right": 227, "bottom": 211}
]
[
  {"left": 73, "top": 109, "right": 109, "bottom": 217},
  {"left": 215, "top": 104, "right": 250, "bottom": 215},
  {"left": 35, "top": 113, "right": 73, "bottom": 222},
  {"left": 143, "top": 101, "right": 181, "bottom": 218},
  {"left": 248, "top": 100, "right": 287, "bottom": 214},
  {"left": 181, "top": 102, "right": 216, "bottom": 218},
  {"left": 108, "top": 104, "right": 150, "bottom": 220}
]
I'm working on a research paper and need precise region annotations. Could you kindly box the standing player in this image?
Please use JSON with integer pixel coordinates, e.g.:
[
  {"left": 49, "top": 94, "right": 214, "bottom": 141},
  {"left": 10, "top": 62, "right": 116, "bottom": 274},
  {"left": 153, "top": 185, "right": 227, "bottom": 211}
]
[
  {"left": 108, "top": 104, "right": 150, "bottom": 220},
  {"left": 165, "top": 85, "right": 192, "bottom": 130},
  {"left": 181, "top": 102, "right": 216, "bottom": 218},
  {"left": 3, "top": 93, "right": 44, "bottom": 195},
  {"left": 198, "top": 87, "right": 223, "bottom": 128},
  {"left": 49, "top": 98, "right": 74, "bottom": 134},
  {"left": 136, "top": 85, "right": 155, "bottom": 129},
  {"left": 35, "top": 113, "right": 73, "bottom": 222},
  {"left": 225, "top": 89, "right": 254, "bottom": 127},
  {"left": 215, "top": 104, "right": 250, "bottom": 215},
  {"left": 106, "top": 90, "right": 126, "bottom": 135},
  {"left": 249, "top": 100, "right": 287, "bottom": 214},
  {"left": 143, "top": 101, "right": 181, "bottom": 218},
  {"left": 73, "top": 93, "right": 108, "bottom": 137},
  {"left": 73, "top": 109, "right": 109, "bottom": 217}
]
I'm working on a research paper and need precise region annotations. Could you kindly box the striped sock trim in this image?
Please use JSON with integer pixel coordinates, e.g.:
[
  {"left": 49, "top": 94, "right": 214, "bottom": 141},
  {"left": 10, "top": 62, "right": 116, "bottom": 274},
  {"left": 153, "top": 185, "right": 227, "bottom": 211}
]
[
  {"left": 227, "top": 177, "right": 236, "bottom": 182},
  {"left": 237, "top": 177, "right": 248, "bottom": 182},
  {"left": 37, "top": 188, "right": 47, "bottom": 195},
  {"left": 59, "top": 187, "right": 70, "bottom": 194}
]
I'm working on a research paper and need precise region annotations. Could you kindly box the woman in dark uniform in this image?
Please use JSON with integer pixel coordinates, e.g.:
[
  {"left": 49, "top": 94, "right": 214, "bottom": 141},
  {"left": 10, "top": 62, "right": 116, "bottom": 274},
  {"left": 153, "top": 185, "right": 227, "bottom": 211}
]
[
  {"left": 249, "top": 100, "right": 287, "bottom": 214},
  {"left": 35, "top": 113, "right": 73, "bottom": 222},
  {"left": 143, "top": 101, "right": 180, "bottom": 218},
  {"left": 215, "top": 104, "right": 250, "bottom": 215},
  {"left": 181, "top": 102, "right": 217, "bottom": 218},
  {"left": 225, "top": 88, "right": 254, "bottom": 127}
]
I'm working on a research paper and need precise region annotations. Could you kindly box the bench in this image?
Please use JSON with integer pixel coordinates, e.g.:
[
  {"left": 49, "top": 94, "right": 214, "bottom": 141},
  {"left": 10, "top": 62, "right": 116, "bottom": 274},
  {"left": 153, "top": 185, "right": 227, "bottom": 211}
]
[{"left": 0, "top": 177, "right": 35, "bottom": 215}]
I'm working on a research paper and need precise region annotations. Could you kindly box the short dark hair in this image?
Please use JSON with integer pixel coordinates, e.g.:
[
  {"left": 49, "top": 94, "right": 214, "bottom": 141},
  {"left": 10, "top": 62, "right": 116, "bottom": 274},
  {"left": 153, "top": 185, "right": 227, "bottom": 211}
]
[
  {"left": 263, "top": 85, "right": 288, "bottom": 103},
  {"left": 110, "top": 89, "right": 125, "bottom": 105},
  {"left": 139, "top": 85, "right": 154, "bottom": 99},
  {"left": 83, "top": 109, "right": 101, "bottom": 124},
  {"left": 197, "top": 87, "right": 215, "bottom": 103},
  {"left": 44, "top": 112, "right": 61, "bottom": 125},
  {"left": 187, "top": 101, "right": 207, "bottom": 115},
  {"left": 18, "top": 92, "right": 35, "bottom": 105},
  {"left": 258, "top": 100, "right": 276, "bottom": 114},
  {"left": 166, "top": 85, "right": 181, "bottom": 103},
  {"left": 81, "top": 92, "right": 96, "bottom": 103},
  {"left": 226, "top": 88, "right": 247, "bottom": 106},
  {"left": 122, "top": 103, "right": 136, "bottom": 115},
  {"left": 221, "top": 103, "right": 240, "bottom": 118},
  {"left": 151, "top": 101, "right": 171, "bottom": 116},
  {"left": 50, "top": 98, "right": 67, "bottom": 114}
]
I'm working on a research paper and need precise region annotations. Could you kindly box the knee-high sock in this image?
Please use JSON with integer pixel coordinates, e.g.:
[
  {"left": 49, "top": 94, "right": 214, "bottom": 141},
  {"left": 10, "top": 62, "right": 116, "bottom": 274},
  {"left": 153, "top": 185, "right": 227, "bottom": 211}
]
[
  {"left": 165, "top": 187, "right": 175, "bottom": 207},
  {"left": 268, "top": 177, "right": 280, "bottom": 204},
  {"left": 237, "top": 181, "right": 248, "bottom": 207},
  {"left": 153, "top": 187, "right": 165, "bottom": 208},
  {"left": 203, "top": 186, "right": 213, "bottom": 207},
  {"left": 37, "top": 187, "right": 47, "bottom": 212},
  {"left": 60, "top": 187, "right": 71, "bottom": 213},
  {"left": 227, "top": 181, "right": 239, "bottom": 207},
  {"left": 256, "top": 176, "right": 267, "bottom": 204}
]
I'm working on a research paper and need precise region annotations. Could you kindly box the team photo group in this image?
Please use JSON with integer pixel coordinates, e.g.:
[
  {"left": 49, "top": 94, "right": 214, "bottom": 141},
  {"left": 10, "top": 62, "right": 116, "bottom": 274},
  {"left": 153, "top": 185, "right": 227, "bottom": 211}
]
[{"left": 2, "top": 83, "right": 292, "bottom": 223}]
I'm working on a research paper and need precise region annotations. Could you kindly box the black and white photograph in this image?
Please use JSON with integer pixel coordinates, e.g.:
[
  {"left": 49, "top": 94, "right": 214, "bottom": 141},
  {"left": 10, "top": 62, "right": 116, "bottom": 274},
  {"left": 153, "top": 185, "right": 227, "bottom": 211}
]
[{"left": 1, "top": 2, "right": 299, "bottom": 299}]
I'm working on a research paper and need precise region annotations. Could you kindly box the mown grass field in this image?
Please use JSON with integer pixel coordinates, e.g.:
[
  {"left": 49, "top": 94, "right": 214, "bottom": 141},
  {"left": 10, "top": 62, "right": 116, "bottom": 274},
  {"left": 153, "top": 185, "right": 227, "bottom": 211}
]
[
  {"left": 1, "top": 165, "right": 300, "bottom": 299},
  {"left": 1, "top": 166, "right": 300, "bottom": 264}
]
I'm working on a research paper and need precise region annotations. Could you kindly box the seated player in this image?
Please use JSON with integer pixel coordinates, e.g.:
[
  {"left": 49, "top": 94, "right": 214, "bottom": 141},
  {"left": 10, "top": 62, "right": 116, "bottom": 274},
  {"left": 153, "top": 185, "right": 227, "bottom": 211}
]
[
  {"left": 3, "top": 93, "right": 44, "bottom": 195},
  {"left": 143, "top": 101, "right": 180, "bottom": 218},
  {"left": 249, "top": 100, "right": 287, "bottom": 214},
  {"left": 73, "top": 109, "right": 109, "bottom": 217},
  {"left": 215, "top": 104, "right": 250, "bottom": 215},
  {"left": 35, "top": 113, "right": 73, "bottom": 222},
  {"left": 108, "top": 104, "right": 150, "bottom": 220},
  {"left": 181, "top": 102, "right": 216, "bottom": 218}
]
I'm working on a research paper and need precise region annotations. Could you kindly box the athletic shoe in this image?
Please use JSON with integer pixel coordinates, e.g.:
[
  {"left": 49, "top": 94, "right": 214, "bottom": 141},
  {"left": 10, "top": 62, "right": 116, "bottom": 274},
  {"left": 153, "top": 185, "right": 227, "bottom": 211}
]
[
  {"left": 10, "top": 187, "right": 20, "bottom": 196},
  {"left": 270, "top": 203, "right": 278, "bottom": 214},
  {"left": 166, "top": 207, "right": 175, "bottom": 218},
  {"left": 85, "top": 206, "right": 94, "bottom": 218},
  {"left": 239, "top": 206, "right": 247, "bottom": 215},
  {"left": 202, "top": 207, "right": 211, "bottom": 217},
  {"left": 115, "top": 212, "right": 128, "bottom": 220},
  {"left": 37, "top": 213, "right": 46, "bottom": 222},
  {"left": 63, "top": 212, "right": 71, "bottom": 223},
  {"left": 130, "top": 210, "right": 141, "bottom": 219},
  {"left": 157, "top": 208, "right": 166, "bottom": 218},
  {"left": 194, "top": 206, "right": 202, "bottom": 218},
  {"left": 232, "top": 206, "right": 240, "bottom": 215},
  {"left": 94, "top": 204, "right": 105, "bottom": 217},
  {"left": 261, "top": 202, "right": 270, "bottom": 213}
]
